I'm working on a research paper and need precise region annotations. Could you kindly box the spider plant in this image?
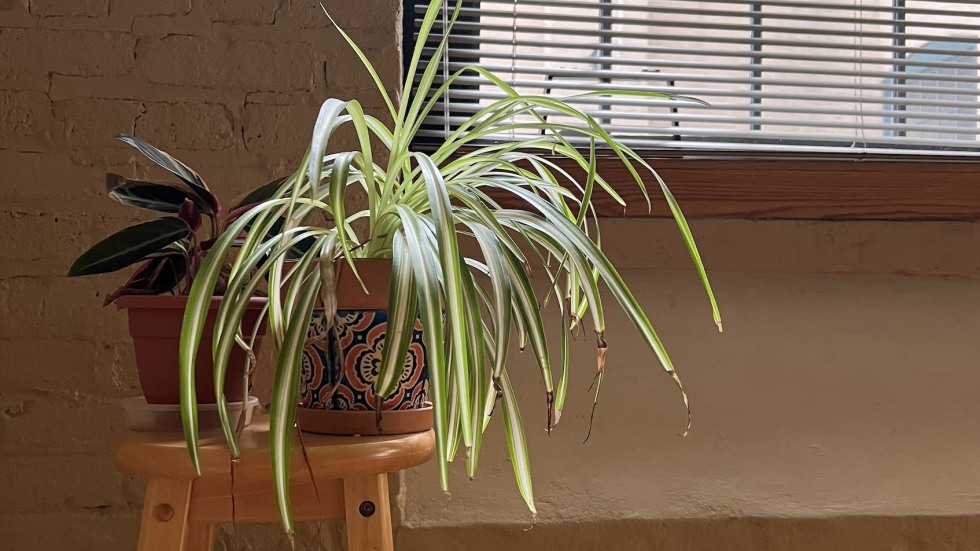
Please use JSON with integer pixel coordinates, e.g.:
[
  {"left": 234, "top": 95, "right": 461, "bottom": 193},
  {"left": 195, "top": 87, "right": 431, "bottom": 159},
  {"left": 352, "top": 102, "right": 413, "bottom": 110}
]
[{"left": 178, "top": 0, "right": 721, "bottom": 533}]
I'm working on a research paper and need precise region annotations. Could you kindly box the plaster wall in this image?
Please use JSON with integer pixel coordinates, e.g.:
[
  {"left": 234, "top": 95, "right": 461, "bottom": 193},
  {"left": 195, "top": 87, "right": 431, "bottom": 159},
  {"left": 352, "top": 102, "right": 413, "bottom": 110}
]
[
  {"left": 400, "top": 218, "right": 980, "bottom": 550},
  {"left": 1, "top": 1, "right": 979, "bottom": 550}
]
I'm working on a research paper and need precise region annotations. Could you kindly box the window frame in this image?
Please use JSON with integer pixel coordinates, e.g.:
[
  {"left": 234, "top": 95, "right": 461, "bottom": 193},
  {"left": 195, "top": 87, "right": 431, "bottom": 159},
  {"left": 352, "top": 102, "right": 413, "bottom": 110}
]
[
  {"left": 511, "top": 153, "right": 980, "bottom": 220},
  {"left": 403, "top": 0, "right": 980, "bottom": 221}
]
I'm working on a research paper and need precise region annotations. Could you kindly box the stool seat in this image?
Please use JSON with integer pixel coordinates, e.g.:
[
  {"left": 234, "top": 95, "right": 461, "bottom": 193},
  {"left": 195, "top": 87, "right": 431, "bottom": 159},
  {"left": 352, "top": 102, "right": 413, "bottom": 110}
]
[{"left": 111, "top": 413, "right": 435, "bottom": 551}]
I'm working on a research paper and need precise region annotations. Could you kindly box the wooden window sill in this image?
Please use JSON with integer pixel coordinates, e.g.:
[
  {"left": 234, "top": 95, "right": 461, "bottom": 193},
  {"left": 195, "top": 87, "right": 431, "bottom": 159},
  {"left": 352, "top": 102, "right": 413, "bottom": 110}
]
[{"left": 488, "top": 155, "right": 980, "bottom": 221}]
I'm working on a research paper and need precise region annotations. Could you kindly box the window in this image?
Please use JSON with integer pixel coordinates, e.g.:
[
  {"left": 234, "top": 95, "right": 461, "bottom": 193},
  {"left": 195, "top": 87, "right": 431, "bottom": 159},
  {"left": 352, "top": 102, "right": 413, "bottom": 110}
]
[
  {"left": 405, "top": 1, "right": 980, "bottom": 219},
  {"left": 885, "top": 41, "right": 978, "bottom": 142}
]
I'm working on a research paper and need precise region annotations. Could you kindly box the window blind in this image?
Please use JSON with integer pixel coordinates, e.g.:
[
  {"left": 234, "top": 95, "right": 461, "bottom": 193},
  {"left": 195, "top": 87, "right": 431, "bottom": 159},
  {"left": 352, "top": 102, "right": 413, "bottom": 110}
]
[{"left": 408, "top": 0, "right": 980, "bottom": 155}]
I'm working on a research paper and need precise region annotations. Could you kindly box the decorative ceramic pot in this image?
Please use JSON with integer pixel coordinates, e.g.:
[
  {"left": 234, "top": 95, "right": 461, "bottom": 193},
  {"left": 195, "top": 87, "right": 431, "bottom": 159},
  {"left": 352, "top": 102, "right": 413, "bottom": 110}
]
[
  {"left": 296, "top": 259, "right": 433, "bottom": 435},
  {"left": 116, "top": 295, "right": 268, "bottom": 405},
  {"left": 301, "top": 309, "right": 428, "bottom": 411}
]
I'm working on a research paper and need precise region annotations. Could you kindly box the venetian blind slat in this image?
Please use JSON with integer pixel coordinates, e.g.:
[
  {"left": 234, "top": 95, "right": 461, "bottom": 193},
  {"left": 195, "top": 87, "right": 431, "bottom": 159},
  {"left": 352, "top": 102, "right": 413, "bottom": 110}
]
[{"left": 411, "top": 0, "right": 980, "bottom": 155}]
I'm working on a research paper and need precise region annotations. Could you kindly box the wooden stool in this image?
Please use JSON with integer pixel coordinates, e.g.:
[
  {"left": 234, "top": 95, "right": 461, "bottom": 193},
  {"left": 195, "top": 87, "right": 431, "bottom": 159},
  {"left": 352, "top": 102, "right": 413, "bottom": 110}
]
[{"left": 112, "top": 414, "right": 435, "bottom": 551}]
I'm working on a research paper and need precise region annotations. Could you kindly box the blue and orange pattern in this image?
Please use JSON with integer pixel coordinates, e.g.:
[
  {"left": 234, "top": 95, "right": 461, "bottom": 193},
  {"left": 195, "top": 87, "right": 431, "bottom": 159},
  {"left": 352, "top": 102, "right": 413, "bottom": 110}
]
[{"left": 300, "top": 309, "right": 428, "bottom": 411}]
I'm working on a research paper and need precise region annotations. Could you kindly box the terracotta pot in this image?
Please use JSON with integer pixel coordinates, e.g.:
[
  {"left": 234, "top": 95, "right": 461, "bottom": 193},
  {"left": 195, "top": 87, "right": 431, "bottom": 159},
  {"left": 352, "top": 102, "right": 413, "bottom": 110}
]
[
  {"left": 298, "top": 259, "right": 431, "bottom": 435},
  {"left": 116, "top": 295, "right": 268, "bottom": 405}
]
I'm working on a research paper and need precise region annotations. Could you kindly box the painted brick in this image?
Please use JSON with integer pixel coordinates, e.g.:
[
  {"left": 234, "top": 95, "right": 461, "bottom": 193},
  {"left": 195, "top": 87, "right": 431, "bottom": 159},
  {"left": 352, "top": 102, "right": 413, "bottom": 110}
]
[
  {"left": 0, "top": 270, "right": 135, "bottom": 340},
  {"left": 242, "top": 100, "right": 319, "bottom": 153},
  {"left": 6, "top": 211, "right": 102, "bottom": 278},
  {"left": 240, "top": 95, "right": 380, "bottom": 159},
  {"left": 113, "top": 0, "right": 191, "bottom": 18},
  {"left": 0, "top": 0, "right": 32, "bottom": 28},
  {"left": 0, "top": 393, "right": 123, "bottom": 455},
  {"left": 281, "top": 0, "right": 330, "bottom": 29},
  {"left": 308, "top": 30, "right": 400, "bottom": 100},
  {"left": 135, "top": 101, "right": 237, "bottom": 151},
  {"left": 91, "top": 340, "right": 142, "bottom": 396},
  {"left": 49, "top": 75, "right": 245, "bottom": 108},
  {"left": 0, "top": 338, "right": 100, "bottom": 393},
  {"left": 136, "top": 36, "right": 314, "bottom": 91},
  {"left": 33, "top": 10, "right": 133, "bottom": 32},
  {"left": 214, "top": 522, "right": 345, "bottom": 549},
  {"left": 0, "top": 29, "right": 135, "bottom": 88},
  {"left": 283, "top": 0, "right": 400, "bottom": 30},
  {"left": 0, "top": 209, "right": 118, "bottom": 279},
  {"left": 130, "top": 13, "right": 212, "bottom": 37},
  {"left": 207, "top": 0, "right": 281, "bottom": 24},
  {"left": 0, "top": 455, "right": 132, "bottom": 512},
  {"left": 209, "top": 20, "right": 302, "bottom": 42},
  {"left": 350, "top": 32, "right": 402, "bottom": 95},
  {"left": 0, "top": 1, "right": 405, "bottom": 548},
  {"left": 242, "top": 91, "right": 308, "bottom": 105},
  {"left": 0, "top": 510, "right": 141, "bottom": 551},
  {"left": 0, "top": 336, "right": 136, "bottom": 395},
  {"left": 0, "top": 90, "right": 60, "bottom": 150},
  {"left": 0, "top": 151, "right": 107, "bottom": 206},
  {"left": 57, "top": 98, "right": 143, "bottom": 148},
  {"left": 30, "top": 0, "right": 108, "bottom": 17}
]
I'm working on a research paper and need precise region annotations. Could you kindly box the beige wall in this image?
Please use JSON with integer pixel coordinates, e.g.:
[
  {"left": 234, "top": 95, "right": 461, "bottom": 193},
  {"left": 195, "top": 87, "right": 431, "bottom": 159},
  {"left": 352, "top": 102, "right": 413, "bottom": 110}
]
[
  {"left": 401, "top": 219, "right": 980, "bottom": 550},
  {"left": 2, "top": 1, "right": 979, "bottom": 550}
]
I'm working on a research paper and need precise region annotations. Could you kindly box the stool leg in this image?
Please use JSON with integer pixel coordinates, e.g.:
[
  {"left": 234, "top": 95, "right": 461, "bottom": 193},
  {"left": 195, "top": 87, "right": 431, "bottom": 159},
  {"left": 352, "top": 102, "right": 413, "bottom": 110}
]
[
  {"left": 184, "top": 523, "right": 214, "bottom": 551},
  {"left": 138, "top": 478, "right": 193, "bottom": 551},
  {"left": 343, "top": 473, "right": 393, "bottom": 551}
]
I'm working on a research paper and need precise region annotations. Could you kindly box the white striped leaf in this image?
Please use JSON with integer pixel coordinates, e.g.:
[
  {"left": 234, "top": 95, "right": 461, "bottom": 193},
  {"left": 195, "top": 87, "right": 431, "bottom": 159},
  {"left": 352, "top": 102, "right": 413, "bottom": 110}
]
[
  {"left": 461, "top": 264, "right": 489, "bottom": 477},
  {"left": 503, "top": 209, "right": 692, "bottom": 432},
  {"left": 178, "top": 199, "right": 293, "bottom": 471},
  {"left": 117, "top": 133, "right": 208, "bottom": 192},
  {"left": 499, "top": 370, "right": 536, "bottom": 516},
  {"left": 212, "top": 228, "right": 328, "bottom": 456},
  {"left": 307, "top": 99, "right": 350, "bottom": 199},
  {"left": 413, "top": 152, "right": 474, "bottom": 449},
  {"left": 465, "top": 223, "right": 512, "bottom": 381},
  {"left": 269, "top": 242, "right": 324, "bottom": 534},
  {"left": 375, "top": 230, "right": 419, "bottom": 399},
  {"left": 393, "top": 210, "right": 450, "bottom": 491}
]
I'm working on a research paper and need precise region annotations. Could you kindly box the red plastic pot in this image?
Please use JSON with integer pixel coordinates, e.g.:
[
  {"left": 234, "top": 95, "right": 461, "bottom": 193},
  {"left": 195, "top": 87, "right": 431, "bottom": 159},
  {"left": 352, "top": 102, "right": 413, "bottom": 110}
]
[{"left": 116, "top": 295, "right": 268, "bottom": 405}]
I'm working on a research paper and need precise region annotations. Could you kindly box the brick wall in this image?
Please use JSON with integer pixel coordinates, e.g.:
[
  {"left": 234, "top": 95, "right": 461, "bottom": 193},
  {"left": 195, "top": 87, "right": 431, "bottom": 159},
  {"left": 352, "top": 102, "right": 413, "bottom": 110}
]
[{"left": 0, "top": 1, "right": 400, "bottom": 549}]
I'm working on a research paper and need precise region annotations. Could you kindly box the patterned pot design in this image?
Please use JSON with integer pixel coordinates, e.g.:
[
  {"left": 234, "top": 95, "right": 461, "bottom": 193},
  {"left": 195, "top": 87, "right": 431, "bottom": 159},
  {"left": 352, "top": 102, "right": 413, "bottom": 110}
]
[{"left": 300, "top": 309, "right": 428, "bottom": 411}]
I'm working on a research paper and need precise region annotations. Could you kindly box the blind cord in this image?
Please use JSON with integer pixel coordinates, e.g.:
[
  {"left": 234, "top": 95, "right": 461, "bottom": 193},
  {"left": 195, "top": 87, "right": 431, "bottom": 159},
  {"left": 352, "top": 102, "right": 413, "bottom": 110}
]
[{"left": 442, "top": 0, "right": 450, "bottom": 139}]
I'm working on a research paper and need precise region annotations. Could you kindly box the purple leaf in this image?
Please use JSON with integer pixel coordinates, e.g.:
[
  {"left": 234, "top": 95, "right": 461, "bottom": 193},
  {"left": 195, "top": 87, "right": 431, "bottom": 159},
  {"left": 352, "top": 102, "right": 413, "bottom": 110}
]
[
  {"left": 103, "top": 251, "right": 187, "bottom": 306},
  {"left": 178, "top": 199, "right": 202, "bottom": 232}
]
